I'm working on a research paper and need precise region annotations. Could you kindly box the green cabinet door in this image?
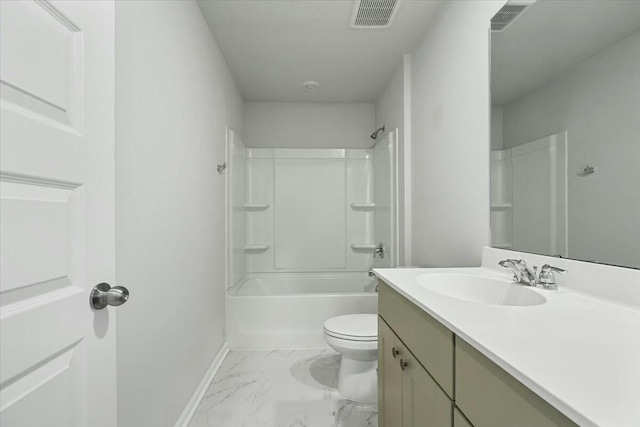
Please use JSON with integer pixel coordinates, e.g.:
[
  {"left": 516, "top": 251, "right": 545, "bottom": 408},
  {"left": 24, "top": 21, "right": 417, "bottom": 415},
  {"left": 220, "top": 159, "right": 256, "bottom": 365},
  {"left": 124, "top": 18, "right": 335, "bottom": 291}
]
[
  {"left": 454, "top": 408, "right": 474, "bottom": 427},
  {"left": 401, "top": 346, "right": 453, "bottom": 427},
  {"left": 379, "top": 317, "right": 403, "bottom": 427}
]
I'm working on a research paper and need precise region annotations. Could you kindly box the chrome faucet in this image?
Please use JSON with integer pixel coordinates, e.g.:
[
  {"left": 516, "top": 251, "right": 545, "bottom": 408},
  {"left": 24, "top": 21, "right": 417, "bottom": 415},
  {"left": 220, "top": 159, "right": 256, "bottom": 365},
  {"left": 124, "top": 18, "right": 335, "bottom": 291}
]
[
  {"left": 498, "top": 259, "right": 537, "bottom": 287},
  {"left": 499, "top": 259, "right": 567, "bottom": 290},
  {"left": 368, "top": 270, "right": 379, "bottom": 292},
  {"left": 374, "top": 242, "right": 385, "bottom": 259}
]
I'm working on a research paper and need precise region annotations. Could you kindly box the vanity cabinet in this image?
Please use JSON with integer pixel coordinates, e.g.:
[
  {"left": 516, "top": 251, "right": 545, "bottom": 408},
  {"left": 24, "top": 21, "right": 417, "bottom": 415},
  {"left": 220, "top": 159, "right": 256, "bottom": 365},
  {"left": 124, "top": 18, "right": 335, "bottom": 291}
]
[
  {"left": 378, "top": 280, "right": 454, "bottom": 397},
  {"left": 456, "top": 338, "right": 577, "bottom": 427},
  {"left": 378, "top": 280, "right": 578, "bottom": 427},
  {"left": 379, "top": 317, "right": 453, "bottom": 427}
]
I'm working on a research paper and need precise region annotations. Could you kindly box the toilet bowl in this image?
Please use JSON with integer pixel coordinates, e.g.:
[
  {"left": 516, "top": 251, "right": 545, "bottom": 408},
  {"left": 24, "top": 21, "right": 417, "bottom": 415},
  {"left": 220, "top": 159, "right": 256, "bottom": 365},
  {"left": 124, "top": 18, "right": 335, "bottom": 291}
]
[{"left": 323, "top": 314, "right": 378, "bottom": 402}]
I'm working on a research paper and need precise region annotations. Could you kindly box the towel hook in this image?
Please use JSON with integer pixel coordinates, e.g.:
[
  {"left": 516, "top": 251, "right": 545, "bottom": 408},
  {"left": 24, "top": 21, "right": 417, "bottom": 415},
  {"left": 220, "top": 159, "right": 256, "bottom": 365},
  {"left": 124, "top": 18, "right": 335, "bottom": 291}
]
[{"left": 217, "top": 163, "right": 227, "bottom": 175}]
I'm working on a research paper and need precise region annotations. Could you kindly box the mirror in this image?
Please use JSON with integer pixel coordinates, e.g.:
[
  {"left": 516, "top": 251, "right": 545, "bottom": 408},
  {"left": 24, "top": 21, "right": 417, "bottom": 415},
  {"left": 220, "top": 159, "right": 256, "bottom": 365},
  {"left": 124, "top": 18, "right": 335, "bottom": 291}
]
[{"left": 490, "top": 0, "right": 640, "bottom": 269}]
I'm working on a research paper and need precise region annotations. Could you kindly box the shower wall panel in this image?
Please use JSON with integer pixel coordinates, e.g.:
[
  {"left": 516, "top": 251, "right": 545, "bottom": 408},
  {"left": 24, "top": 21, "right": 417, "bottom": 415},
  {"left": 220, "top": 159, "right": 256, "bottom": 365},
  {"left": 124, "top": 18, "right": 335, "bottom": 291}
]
[
  {"left": 245, "top": 149, "right": 373, "bottom": 273},
  {"left": 346, "top": 156, "right": 374, "bottom": 271},
  {"left": 274, "top": 159, "right": 346, "bottom": 270},
  {"left": 227, "top": 130, "right": 246, "bottom": 288}
]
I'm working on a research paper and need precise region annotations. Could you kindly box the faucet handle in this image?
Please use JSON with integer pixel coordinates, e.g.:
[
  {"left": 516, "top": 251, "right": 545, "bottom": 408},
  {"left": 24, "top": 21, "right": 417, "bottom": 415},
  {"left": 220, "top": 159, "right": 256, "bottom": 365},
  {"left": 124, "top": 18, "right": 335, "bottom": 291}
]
[
  {"left": 537, "top": 264, "right": 567, "bottom": 290},
  {"left": 374, "top": 242, "right": 385, "bottom": 259},
  {"left": 541, "top": 264, "right": 567, "bottom": 273}
]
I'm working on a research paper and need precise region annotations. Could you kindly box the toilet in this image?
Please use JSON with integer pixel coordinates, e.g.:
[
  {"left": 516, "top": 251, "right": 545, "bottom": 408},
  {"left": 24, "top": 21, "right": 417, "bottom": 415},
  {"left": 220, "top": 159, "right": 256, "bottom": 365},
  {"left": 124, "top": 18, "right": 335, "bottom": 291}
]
[{"left": 323, "top": 314, "right": 378, "bottom": 402}]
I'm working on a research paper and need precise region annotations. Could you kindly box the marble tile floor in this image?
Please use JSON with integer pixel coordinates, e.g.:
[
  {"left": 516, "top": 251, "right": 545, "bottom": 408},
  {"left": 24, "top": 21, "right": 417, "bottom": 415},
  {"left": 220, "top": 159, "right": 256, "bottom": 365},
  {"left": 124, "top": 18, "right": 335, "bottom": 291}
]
[{"left": 188, "top": 349, "right": 378, "bottom": 427}]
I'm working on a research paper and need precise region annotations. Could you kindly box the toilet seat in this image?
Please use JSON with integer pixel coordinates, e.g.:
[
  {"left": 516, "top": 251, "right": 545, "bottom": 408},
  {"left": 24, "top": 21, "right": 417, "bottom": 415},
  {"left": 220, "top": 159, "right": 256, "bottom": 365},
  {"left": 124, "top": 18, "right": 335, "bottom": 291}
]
[{"left": 323, "top": 314, "right": 377, "bottom": 342}]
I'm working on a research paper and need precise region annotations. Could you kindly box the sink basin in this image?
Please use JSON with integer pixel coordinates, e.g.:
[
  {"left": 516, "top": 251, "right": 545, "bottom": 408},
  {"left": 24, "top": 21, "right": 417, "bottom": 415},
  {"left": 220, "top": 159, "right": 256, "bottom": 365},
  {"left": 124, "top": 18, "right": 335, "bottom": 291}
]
[{"left": 415, "top": 274, "right": 547, "bottom": 306}]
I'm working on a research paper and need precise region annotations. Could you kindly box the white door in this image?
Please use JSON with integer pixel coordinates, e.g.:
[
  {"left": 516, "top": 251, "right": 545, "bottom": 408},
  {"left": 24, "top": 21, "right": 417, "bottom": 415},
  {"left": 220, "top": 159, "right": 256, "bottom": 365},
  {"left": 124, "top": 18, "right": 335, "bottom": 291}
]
[{"left": 1, "top": 1, "right": 117, "bottom": 426}]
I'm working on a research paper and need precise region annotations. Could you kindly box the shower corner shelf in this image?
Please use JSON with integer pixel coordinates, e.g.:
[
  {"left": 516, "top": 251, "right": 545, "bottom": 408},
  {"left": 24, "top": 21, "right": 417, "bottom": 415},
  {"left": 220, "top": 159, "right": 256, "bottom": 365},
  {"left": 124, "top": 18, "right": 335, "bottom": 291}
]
[
  {"left": 244, "top": 244, "right": 270, "bottom": 252},
  {"left": 350, "top": 202, "right": 376, "bottom": 210},
  {"left": 491, "top": 202, "right": 512, "bottom": 211},
  {"left": 244, "top": 202, "right": 270, "bottom": 211},
  {"left": 350, "top": 243, "right": 376, "bottom": 251}
]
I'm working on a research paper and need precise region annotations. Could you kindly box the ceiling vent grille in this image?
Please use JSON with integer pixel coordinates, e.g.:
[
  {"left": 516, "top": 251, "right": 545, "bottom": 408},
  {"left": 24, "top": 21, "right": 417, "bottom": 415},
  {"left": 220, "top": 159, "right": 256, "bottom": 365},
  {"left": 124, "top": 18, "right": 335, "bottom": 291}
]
[
  {"left": 491, "top": 1, "right": 536, "bottom": 32},
  {"left": 350, "top": 0, "right": 400, "bottom": 29}
]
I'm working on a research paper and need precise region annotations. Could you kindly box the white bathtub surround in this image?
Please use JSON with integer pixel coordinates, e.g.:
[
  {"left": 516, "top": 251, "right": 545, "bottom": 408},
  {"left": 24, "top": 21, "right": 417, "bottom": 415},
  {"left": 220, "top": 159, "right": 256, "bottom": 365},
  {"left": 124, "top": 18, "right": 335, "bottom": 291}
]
[
  {"left": 188, "top": 350, "right": 378, "bottom": 427},
  {"left": 490, "top": 132, "right": 568, "bottom": 256},
  {"left": 373, "top": 247, "right": 640, "bottom": 427},
  {"left": 227, "top": 273, "right": 378, "bottom": 349},
  {"left": 237, "top": 148, "right": 376, "bottom": 275},
  {"left": 226, "top": 130, "right": 247, "bottom": 289}
]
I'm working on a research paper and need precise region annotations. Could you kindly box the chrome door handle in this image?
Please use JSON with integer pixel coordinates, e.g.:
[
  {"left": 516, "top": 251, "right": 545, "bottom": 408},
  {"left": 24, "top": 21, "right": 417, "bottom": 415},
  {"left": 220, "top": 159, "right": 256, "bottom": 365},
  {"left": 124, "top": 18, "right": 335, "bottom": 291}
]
[{"left": 90, "top": 283, "right": 129, "bottom": 310}]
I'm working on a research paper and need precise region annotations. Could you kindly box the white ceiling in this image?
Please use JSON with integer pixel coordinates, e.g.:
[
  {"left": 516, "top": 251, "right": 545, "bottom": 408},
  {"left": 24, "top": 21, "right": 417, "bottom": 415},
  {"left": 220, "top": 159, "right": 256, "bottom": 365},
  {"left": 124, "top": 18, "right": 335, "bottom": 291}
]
[
  {"left": 197, "top": 0, "right": 444, "bottom": 103},
  {"left": 491, "top": 0, "right": 640, "bottom": 106}
]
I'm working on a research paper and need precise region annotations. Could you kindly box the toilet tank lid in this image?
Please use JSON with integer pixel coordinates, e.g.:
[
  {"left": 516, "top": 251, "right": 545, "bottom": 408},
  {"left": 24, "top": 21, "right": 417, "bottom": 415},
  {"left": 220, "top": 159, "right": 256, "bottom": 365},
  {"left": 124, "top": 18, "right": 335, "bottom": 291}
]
[{"left": 324, "top": 314, "right": 377, "bottom": 338}]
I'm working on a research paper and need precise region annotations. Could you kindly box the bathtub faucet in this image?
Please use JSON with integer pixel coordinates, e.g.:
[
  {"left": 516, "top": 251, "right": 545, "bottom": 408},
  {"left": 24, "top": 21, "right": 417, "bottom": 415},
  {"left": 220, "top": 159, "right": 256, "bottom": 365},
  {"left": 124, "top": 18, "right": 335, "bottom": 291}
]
[
  {"left": 368, "top": 270, "right": 379, "bottom": 292},
  {"left": 374, "top": 242, "right": 385, "bottom": 259}
]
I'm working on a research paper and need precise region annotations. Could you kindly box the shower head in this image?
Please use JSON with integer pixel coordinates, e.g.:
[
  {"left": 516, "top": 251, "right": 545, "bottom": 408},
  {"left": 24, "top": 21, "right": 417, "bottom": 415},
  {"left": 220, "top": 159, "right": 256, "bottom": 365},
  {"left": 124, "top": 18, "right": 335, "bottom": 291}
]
[{"left": 370, "top": 125, "right": 385, "bottom": 140}]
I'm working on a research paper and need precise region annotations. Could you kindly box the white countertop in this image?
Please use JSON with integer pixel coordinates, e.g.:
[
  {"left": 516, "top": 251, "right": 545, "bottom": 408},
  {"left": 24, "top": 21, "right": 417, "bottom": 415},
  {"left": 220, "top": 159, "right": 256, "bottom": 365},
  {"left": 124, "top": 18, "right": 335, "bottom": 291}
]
[{"left": 373, "top": 266, "right": 640, "bottom": 427}]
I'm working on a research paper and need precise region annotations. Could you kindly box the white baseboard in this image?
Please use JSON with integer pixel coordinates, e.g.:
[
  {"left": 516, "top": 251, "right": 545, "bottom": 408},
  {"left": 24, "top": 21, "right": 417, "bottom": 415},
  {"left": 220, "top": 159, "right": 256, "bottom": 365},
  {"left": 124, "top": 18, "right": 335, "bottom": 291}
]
[{"left": 173, "top": 342, "right": 229, "bottom": 427}]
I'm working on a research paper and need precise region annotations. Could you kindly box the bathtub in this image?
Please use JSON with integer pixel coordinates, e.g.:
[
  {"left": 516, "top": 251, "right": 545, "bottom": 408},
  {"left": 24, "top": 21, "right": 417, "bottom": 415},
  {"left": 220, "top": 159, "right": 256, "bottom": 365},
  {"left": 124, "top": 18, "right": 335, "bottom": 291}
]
[{"left": 226, "top": 273, "right": 378, "bottom": 349}]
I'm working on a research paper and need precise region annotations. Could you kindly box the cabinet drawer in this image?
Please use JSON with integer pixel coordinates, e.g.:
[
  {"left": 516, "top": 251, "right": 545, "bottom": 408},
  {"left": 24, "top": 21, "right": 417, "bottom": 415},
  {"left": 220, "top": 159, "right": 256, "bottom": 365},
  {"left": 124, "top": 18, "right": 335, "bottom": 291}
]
[
  {"left": 456, "top": 338, "right": 578, "bottom": 427},
  {"left": 379, "top": 280, "right": 455, "bottom": 398}
]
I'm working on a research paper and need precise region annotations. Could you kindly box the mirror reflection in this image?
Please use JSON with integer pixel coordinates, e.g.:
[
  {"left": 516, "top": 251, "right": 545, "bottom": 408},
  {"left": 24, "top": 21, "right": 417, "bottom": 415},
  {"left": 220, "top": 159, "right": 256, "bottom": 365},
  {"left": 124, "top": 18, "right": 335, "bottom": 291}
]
[{"left": 490, "top": 0, "right": 640, "bottom": 269}]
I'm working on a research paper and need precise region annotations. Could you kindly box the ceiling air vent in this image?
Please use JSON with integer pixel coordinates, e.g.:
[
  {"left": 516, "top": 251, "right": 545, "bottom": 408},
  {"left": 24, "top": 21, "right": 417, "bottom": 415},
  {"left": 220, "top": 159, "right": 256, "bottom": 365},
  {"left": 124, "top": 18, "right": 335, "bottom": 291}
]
[
  {"left": 350, "top": 0, "right": 400, "bottom": 29},
  {"left": 491, "top": 1, "right": 537, "bottom": 32}
]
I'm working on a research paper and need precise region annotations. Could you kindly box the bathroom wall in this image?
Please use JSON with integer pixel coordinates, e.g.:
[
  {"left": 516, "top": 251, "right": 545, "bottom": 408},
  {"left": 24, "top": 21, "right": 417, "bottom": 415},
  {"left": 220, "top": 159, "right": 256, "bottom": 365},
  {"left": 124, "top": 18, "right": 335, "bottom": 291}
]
[
  {"left": 375, "top": 56, "right": 411, "bottom": 266},
  {"left": 409, "top": 0, "right": 505, "bottom": 267},
  {"left": 244, "top": 102, "right": 375, "bottom": 149},
  {"left": 501, "top": 31, "right": 640, "bottom": 267},
  {"left": 115, "top": 2, "right": 242, "bottom": 427},
  {"left": 243, "top": 149, "right": 374, "bottom": 274}
]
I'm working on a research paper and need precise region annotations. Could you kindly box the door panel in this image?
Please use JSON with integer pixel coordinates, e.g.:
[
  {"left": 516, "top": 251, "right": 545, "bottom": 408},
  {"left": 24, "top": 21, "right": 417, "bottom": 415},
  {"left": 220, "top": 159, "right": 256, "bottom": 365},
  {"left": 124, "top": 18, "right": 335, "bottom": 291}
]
[
  {"left": 0, "top": 0, "right": 83, "bottom": 135},
  {"left": 0, "top": 1, "right": 116, "bottom": 426}
]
